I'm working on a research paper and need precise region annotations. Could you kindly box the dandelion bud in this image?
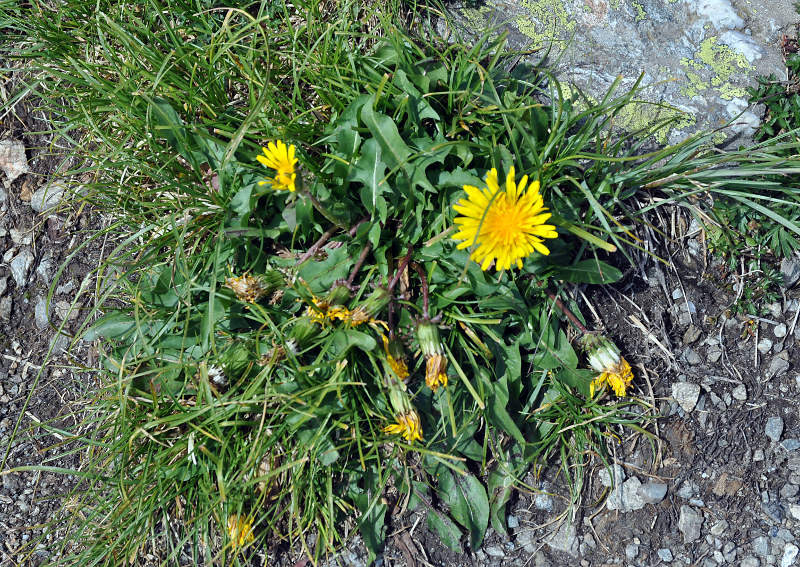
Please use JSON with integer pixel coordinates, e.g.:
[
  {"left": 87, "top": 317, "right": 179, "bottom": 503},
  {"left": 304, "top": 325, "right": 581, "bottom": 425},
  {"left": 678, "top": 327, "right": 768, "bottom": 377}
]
[
  {"left": 350, "top": 286, "right": 390, "bottom": 325},
  {"left": 382, "top": 334, "right": 409, "bottom": 383},
  {"left": 289, "top": 317, "right": 320, "bottom": 349},
  {"left": 415, "top": 321, "right": 443, "bottom": 357},
  {"left": 226, "top": 514, "right": 255, "bottom": 547},
  {"left": 326, "top": 280, "right": 353, "bottom": 306}
]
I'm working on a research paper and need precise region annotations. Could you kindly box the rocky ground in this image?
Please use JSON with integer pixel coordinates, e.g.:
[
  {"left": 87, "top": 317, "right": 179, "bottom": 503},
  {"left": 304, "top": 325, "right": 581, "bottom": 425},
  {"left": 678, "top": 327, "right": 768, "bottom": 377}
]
[
  {"left": 340, "top": 229, "right": 800, "bottom": 567},
  {"left": 0, "top": 97, "right": 106, "bottom": 566}
]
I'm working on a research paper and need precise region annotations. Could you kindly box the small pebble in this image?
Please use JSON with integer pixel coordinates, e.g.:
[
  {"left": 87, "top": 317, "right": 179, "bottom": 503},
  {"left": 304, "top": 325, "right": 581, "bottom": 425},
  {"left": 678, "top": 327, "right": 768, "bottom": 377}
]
[
  {"left": 710, "top": 520, "right": 729, "bottom": 536},
  {"left": 683, "top": 347, "right": 703, "bottom": 365},
  {"left": 507, "top": 515, "right": 519, "bottom": 529},
  {"left": 766, "top": 417, "right": 785, "bottom": 442},
  {"left": 625, "top": 543, "right": 639, "bottom": 561},
  {"left": 640, "top": 482, "right": 668, "bottom": 504},
  {"left": 658, "top": 548, "right": 674, "bottom": 562},
  {"left": 783, "top": 439, "right": 800, "bottom": 451},
  {"left": 775, "top": 324, "right": 788, "bottom": 339},
  {"left": 768, "top": 355, "right": 791, "bottom": 379},
  {"left": 781, "top": 543, "right": 799, "bottom": 567},
  {"left": 732, "top": 383, "right": 747, "bottom": 401},
  {"left": 758, "top": 338, "right": 774, "bottom": 354},
  {"left": 683, "top": 325, "right": 702, "bottom": 344},
  {"left": 485, "top": 546, "right": 505, "bottom": 558},
  {"left": 673, "top": 382, "right": 701, "bottom": 412}
]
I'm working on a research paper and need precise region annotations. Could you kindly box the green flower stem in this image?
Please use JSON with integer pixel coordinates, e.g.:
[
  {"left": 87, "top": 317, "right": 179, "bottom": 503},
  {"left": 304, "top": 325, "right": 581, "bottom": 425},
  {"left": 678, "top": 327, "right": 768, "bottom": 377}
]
[{"left": 442, "top": 342, "right": 485, "bottom": 410}]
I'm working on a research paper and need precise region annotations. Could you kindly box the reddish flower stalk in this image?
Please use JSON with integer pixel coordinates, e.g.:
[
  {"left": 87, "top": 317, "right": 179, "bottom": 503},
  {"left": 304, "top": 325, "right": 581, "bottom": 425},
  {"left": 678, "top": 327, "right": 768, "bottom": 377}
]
[
  {"left": 412, "top": 262, "right": 430, "bottom": 320},
  {"left": 387, "top": 246, "right": 413, "bottom": 293}
]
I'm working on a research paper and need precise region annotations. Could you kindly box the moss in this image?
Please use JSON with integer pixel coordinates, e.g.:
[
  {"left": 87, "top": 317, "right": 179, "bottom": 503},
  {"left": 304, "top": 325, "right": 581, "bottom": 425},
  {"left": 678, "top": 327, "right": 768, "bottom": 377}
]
[{"left": 517, "top": 0, "right": 577, "bottom": 49}]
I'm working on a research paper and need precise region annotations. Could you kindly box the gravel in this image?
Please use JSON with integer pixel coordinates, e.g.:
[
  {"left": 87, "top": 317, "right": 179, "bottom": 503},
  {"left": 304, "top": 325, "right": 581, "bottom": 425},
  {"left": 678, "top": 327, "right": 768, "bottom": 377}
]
[
  {"left": 766, "top": 416, "right": 785, "bottom": 442},
  {"left": 672, "top": 381, "right": 701, "bottom": 412}
]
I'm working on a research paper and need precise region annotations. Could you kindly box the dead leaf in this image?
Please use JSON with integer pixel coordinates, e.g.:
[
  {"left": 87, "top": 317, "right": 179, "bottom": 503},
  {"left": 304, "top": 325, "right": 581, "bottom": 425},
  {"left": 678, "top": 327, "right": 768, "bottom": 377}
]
[{"left": 19, "top": 177, "right": 34, "bottom": 201}]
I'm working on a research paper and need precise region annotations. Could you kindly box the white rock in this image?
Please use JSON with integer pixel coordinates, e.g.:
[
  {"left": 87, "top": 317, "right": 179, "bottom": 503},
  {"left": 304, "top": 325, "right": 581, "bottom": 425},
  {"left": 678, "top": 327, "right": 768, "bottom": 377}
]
[
  {"left": 687, "top": 0, "right": 745, "bottom": 30},
  {"left": 607, "top": 477, "right": 646, "bottom": 512},
  {"left": 9, "top": 228, "right": 31, "bottom": 245},
  {"left": 546, "top": 522, "right": 579, "bottom": 557},
  {"left": 598, "top": 463, "right": 626, "bottom": 488},
  {"left": 0, "top": 296, "right": 11, "bottom": 321},
  {"left": 678, "top": 505, "right": 704, "bottom": 543},
  {"left": 0, "top": 140, "right": 30, "bottom": 185},
  {"left": 672, "top": 382, "right": 701, "bottom": 412},
  {"left": 732, "top": 383, "right": 747, "bottom": 401},
  {"left": 9, "top": 249, "right": 34, "bottom": 288},
  {"left": 781, "top": 543, "right": 799, "bottom": 567},
  {"left": 720, "top": 30, "right": 767, "bottom": 62},
  {"left": 30, "top": 181, "right": 68, "bottom": 213}
]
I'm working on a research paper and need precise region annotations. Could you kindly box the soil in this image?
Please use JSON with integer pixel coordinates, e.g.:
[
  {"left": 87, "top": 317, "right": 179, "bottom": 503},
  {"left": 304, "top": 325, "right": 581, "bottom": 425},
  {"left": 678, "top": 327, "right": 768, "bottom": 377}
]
[{"left": 0, "top": 83, "right": 105, "bottom": 566}]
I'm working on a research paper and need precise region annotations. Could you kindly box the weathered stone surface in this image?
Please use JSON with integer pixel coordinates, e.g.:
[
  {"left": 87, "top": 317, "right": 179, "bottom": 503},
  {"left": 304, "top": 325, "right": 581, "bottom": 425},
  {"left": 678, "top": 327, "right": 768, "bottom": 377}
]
[
  {"left": 0, "top": 140, "right": 29, "bottom": 185},
  {"left": 444, "top": 0, "right": 794, "bottom": 143},
  {"left": 30, "top": 181, "right": 67, "bottom": 214},
  {"left": 672, "top": 381, "right": 701, "bottom": 412},
  {"left": 678, "top": 504, "right": 704, "bottom": 543},
  {"left": 546, "top": 522, "right": 580, "bottom": 557}
]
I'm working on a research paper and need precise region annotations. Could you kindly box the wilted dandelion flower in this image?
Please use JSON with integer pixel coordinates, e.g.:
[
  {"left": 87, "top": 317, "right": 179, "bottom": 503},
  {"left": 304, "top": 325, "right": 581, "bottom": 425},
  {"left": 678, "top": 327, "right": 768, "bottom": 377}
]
[
  {"left": 425, "top": 353, "right": 448, "bottom": 392},
  {"left": 227, "top": 514, "right": 254, "bottom": 547},
  {"left": 224, "top": 273, "right": 268, "bottom": 303},
  {"left": 306, "top": 296, "right": 351, "bottom": 325},
  {"left": 582, "top": 335, "right": 634, "bottom": 397},
  {"left": 382, "top": 334, "right": 409, "bottom": 381},
  {"left": 257, "top": 140, "right": 298, "bottom": 192},
  {"left": 383, "top": 410, "right": 423, "bottom": 442},
  {"left": 416, "top": 321, "right": 448, "bottom": 393},
  {"left": 452, "top": 167, "right": 558, "bottom": 271}
]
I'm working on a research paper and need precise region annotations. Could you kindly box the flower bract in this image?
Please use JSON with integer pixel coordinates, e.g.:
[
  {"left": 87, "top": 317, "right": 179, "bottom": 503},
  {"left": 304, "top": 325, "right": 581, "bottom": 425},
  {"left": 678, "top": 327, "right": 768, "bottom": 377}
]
[
  {"left": 224, "top": 273, "right": 268, "bottom": 303},
  {"left": 257, "top": 140, "right": 298, "bottom": 192},
  {"left": 452, "top": 167, "right": 558, "bottom": 271}
]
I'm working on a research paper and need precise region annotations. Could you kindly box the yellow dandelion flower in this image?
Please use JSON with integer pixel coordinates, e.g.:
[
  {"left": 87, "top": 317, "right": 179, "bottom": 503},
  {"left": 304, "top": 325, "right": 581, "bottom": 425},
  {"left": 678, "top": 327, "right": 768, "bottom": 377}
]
[
  {"left": 383, "top": 410, "right": 423, "bottom": 442},
  {"left": 425, "top": 353, "right": 448, "bottom": 392},
  {"left": 452, "top": 167, "right": 558, "bottom": 271},
  {"left": 227, "top": 514, "right": 254, "bottom": 547},
  {"left": 257, "top": 140, "right": 298, "bottom": 192},
  {"left": 589, "top": 358, "right": 634, "bottom": 397}
]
